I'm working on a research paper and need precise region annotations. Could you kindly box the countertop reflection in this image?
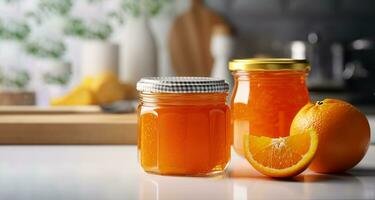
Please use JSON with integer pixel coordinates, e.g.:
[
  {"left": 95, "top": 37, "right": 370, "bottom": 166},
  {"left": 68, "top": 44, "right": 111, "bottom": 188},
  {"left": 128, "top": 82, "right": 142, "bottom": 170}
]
[{"left": 0, "top": 145, "right": 374, "bottom": 200}]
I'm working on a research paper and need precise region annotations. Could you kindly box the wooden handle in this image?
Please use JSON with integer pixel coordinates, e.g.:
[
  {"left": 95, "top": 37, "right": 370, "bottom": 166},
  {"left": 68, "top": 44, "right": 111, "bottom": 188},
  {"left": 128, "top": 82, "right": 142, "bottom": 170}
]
[
  {"left": 191, "top": 0, "right": 202, "bottom": 8},
  {"left": 169, "top": 0, "right": 229, "bottom": 76},
  {"left": 212, "top": 24, "right": 232, "bottom": 36}
]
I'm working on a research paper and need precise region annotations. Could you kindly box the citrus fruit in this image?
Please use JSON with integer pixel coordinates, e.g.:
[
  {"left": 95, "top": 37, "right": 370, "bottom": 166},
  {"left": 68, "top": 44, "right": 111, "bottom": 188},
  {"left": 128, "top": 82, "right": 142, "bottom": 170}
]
[
  {"left": 89, "top": 72, "right": 125, "bottom": 105},
  {"left": 51, "top": 71, "right": 127, "bottom": 106},
  {"left": 243, "top": 129, "right": 318, "bottom": 178},
  {"left": 51, "top": 86, "right": 94, "bottom": 105},
  {"left": 290, "top": 99, "right": 370, "bottom": 173}
]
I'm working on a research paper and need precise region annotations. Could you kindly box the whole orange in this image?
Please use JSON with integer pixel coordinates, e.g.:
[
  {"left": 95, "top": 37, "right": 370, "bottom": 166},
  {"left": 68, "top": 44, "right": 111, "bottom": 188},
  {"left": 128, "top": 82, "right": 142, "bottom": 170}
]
[{"left": 290, "top": 99, "right": 370, "bottom": 173}]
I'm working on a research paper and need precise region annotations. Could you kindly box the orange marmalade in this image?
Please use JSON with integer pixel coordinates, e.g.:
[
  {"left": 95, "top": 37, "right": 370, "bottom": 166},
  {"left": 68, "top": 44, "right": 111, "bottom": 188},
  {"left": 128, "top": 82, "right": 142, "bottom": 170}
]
[
  {"left": 229, "top": 59, "right": 310, "bottom": 156},
  {"left": 137, "top": 77, "right": 230, "bottom": 176}
]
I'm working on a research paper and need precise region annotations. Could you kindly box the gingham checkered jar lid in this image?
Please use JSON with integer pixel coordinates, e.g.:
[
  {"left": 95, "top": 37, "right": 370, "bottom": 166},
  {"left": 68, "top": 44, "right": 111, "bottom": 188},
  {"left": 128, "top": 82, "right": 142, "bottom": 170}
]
[{"left": 136, "top": 77, "right": 229, "bottom": 93}]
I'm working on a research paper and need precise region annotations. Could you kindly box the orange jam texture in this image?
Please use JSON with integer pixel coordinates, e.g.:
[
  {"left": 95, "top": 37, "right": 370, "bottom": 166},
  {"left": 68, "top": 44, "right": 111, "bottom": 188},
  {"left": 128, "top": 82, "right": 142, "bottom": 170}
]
[
  {"left": 138, "top": 93, "right": 230, "bottom": 175},
  {"left": 231, "top": 70, "right": 310, "bottom": 155}
]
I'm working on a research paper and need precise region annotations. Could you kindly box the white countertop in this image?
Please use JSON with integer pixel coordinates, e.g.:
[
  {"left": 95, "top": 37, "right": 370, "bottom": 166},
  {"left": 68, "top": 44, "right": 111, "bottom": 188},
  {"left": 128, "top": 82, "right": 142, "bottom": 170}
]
[{"left": 0, "top": 145, "right": 374, "bottom": 200}]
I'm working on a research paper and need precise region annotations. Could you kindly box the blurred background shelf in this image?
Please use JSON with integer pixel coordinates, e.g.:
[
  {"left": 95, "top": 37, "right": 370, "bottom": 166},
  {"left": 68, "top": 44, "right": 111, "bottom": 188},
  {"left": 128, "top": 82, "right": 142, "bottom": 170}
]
[
  {"left": 0, "top": 106, "right": 137, "bottom": 145},
  {"left": 0, "top": 105, "right": 101, "bottom": 114}
]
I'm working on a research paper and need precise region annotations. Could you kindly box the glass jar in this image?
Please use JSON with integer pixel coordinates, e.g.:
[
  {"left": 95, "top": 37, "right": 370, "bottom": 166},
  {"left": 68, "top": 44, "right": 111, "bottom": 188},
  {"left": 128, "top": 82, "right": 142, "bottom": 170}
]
[
  {"left": 137, "top": 77, "right": 231, "bottom": 176},
  {"left": 229, "top": 58, "right": 310, "bottom": 156}
]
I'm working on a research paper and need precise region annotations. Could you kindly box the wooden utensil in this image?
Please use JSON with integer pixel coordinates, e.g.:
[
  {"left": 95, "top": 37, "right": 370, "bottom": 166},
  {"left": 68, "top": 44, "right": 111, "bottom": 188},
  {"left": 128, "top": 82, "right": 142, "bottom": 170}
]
[
  {"left": 0, "top": 92, "right": 35, "bottom": 105},
  {"left": 169, "top": 0, "right": 229, "bottom": 76}
]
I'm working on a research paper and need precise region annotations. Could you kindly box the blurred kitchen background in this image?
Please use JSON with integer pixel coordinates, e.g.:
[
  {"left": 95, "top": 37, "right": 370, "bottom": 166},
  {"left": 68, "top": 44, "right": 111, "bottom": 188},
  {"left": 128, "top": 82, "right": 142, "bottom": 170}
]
[{"left": 0, "top": 0, "right": 374, "bottom": 111}]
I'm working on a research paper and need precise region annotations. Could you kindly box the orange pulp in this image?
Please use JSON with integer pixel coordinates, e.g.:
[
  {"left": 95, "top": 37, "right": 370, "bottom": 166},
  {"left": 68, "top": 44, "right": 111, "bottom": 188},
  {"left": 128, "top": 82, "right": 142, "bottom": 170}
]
[{"left": 138, "top": 93, "right": 231, "bottom": 175}]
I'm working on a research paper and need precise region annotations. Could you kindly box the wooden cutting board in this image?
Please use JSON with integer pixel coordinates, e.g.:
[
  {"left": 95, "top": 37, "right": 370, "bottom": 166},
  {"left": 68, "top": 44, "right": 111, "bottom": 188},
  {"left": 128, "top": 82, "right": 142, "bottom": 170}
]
[
  {"left": 0, "top": 106, "right": 137, "bottom": 145},
  {"left": 169, "top": 0, "right": 228, "bottom": 76},
  {"left": 0, "top": 105, "right": 101, "bottom": 114}
]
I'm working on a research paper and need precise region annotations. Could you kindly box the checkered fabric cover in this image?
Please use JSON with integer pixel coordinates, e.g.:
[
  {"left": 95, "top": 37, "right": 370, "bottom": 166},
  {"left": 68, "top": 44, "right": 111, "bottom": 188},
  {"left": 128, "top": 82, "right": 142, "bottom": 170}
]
[{"left": 136, "top": 77, "right": 229, "bottom": 93}]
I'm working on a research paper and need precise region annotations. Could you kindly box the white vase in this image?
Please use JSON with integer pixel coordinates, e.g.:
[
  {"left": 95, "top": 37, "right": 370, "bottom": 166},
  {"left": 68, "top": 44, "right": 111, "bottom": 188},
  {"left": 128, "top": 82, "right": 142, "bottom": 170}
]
[
  {"left": 64, "top": 37, "right": 82, "bottom": 88},
  {"left": 80, "top": 40, "right": 119, "bottom": 79},
  {"left": 210, "top": 28, "right": 234, "bottom": 88},
  {"left": 119, "top": 17, "right": 157, "bottom": 85},
  {"left": 150, "top": 15, "right": 176, "bottom": 77}
]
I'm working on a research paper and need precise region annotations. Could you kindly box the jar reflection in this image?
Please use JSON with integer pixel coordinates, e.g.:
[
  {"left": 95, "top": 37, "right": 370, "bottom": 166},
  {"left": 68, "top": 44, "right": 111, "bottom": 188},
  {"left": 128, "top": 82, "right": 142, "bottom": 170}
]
[{"left": 139, "top": 173, "right": 232, "bottom": 200}]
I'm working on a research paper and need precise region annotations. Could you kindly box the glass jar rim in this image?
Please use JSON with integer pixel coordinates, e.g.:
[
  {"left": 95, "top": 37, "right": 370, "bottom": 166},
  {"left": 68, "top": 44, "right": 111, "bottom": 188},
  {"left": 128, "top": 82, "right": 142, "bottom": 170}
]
[{"left": 229, "top": 58, "right": 310, "bottom": 72}]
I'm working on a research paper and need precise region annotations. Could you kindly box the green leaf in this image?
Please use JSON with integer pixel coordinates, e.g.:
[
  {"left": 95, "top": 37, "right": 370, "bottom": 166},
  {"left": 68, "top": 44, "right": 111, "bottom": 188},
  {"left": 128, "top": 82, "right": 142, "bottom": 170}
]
[
  {"left": 38, "top": 0, "right": 73, "bottom": 16},
  {"left": 64, "top": 17, "right": 112, "bottom": 40},
  {"left": 0, "top": 19, "right": 30, "bottom": 40},
  {"left": 0, "top": 68, "right": 30, "bottom": 90},
  {"left": 43, "top": 70, "right": 71, "bottom": 85},
  {"left": 24, "top": 39, "right": 66, "bottom": 59},
  {"left": 121, "top": 0, "right": 172, "bottom": 17}
]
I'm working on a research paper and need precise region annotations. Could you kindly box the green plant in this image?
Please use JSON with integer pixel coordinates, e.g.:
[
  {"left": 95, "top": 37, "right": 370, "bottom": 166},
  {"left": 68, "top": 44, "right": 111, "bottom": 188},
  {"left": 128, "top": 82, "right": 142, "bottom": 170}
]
[
  {"left": 38, "top": 0, "right": 72, "bottom": 16},
  {"left": 24, "top": 39, "right": 66, "bottom": 59},
  {"left": 25, "top": 0, "right": 72, "bottom": 24},
  {"left": 122, "top": 0, "right": 171, "bottom": 17},
  {"left": 64, "top": 17, "right": 112, "bottom": 40},
  {"left": 0, "top": 0, "right": 22, "bottom": 3},
  {"left": 0, "top": 68, "right": 30, "bottom": 90},
  {"left": 0, "top": 19, "right": 30, "bottom": 40},
  {"left": 43, "top": 71, "right": 71, "bottom": 86},
  {"left": 109, "top": 0, "right": 172, "bottom": 24},
  {"left": 85, "top": 0, "right": 103, "bottom": 3}
]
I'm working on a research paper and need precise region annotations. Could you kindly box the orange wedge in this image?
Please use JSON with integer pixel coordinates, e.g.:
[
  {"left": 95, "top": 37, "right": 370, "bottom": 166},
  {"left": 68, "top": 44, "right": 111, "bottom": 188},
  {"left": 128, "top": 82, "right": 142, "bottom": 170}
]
[{"left": 243, "top": 129, "right": 318, "bottom": 178}]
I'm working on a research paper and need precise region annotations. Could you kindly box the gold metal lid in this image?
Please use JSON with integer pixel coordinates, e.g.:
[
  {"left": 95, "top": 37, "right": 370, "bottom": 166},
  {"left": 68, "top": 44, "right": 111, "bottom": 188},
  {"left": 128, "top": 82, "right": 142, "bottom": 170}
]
[{"left": 229, "top": 58, "right": 310, "bottom": 71}]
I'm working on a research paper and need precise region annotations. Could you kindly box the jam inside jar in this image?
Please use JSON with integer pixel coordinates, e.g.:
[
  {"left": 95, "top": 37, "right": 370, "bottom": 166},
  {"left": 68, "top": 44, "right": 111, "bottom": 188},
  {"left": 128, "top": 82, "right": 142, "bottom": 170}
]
[
  {"left": 137, "top": 77, "right": 231, "bottom": 176},
  {"left": 229, "top": 59, "right": 310, "bottom": 156}
]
